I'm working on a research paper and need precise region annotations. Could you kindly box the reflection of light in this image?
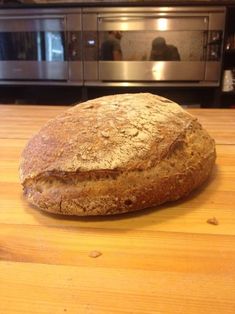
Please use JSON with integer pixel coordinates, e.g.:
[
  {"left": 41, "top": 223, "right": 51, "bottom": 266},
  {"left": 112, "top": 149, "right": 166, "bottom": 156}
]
[
  {"left": 88, "top": 40, "right": 95, "bottom": 45},
  {"left": 157, "top": 18, "right": 168, "bottom": 30},
  {"left": 122, "top": 62, "right": 129, "bottom": 81},
  {"left": 152, "top": 62, "right": 165, "bottom": 80},
  {"left": 120, "top": 22, "right": 129, "bottom": 31}
]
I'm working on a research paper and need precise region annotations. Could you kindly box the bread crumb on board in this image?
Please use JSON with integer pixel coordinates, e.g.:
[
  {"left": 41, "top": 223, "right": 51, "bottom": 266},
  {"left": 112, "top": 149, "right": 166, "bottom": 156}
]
[
  {"left": 207, "top": 217, "right": 219, "bottom": 225},
  {"left": 89, "top": 250, "right": 102, "bottom": 258}
]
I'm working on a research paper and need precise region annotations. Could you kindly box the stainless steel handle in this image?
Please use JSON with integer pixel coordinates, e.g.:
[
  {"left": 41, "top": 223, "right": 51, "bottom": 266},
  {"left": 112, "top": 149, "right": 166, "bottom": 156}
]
[
  {"left": 98, "top": 15, "right": 208, "bottom": 31},
  {"left": 99, "top": 16, "right": 150, "bottom": 23},
  {"left": 98, "top": 14, "right": 208, "bottom": 22},
  {"left": 0, "top": 15, "right": 66, "bottom": 32},
  {"left": 0, "top": 15, "right": 65, "bottom": 20}
]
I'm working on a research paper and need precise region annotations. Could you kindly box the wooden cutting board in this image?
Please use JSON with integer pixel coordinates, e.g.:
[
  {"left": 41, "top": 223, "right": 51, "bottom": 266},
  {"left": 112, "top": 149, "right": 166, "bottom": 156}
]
[{"left": 0, "top": 105, "right": 235, "bottom": 314}]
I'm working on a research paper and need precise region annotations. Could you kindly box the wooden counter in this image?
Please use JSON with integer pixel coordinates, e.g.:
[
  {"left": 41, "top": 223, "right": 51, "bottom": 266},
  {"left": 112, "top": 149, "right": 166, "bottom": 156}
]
[{"left": 0, "top": 105, "right": 235, "bottom": 314}]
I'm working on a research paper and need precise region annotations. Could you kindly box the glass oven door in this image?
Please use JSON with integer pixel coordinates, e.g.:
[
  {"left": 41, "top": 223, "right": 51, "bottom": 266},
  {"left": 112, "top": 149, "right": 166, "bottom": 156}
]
[
  {"left": 0, "top": 16, "right": 67, "bottom": 81},
  {"left": 97, "top": 14, "right": 209, "bottom": 82}
]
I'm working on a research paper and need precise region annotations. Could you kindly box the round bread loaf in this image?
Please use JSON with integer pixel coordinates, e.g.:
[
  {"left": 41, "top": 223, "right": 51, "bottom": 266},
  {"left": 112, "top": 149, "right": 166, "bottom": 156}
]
[{"left": 19, "top": 93, "right": 216, "bottom": 216}]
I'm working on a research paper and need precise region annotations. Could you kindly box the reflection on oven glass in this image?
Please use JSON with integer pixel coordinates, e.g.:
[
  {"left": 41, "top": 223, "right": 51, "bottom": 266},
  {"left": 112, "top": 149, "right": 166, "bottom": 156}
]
[
  {"left": 0, "top": 31, "right": 65, "bottom": 61},
  {"left": 149, "top": 37, "right": 180, "bottom": 61},
  {"left": 99, "top": 31, "right": 206, "bottom": 61},
  {"left": 100, "top": 31, "right": 123, "bottom": 61},
  {"left": 45, "top": 32, "right": 65, "bottom": 61}
]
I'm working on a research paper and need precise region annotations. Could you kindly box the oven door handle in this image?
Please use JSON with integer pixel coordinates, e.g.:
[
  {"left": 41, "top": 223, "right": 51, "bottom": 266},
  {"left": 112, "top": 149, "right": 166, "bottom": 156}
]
[
  {"left": 98, "top": 15, "right": 208, "bottom": 31},
  {"left": 98, "top": 13, "right": 209, "bottom": 22},
  {"left": 99, "top": 16, "right": 149, "bottom": 22},
  {"left": 0, "top": 15, "right": 66, "bottom": 32},
  {"left": 0, "top": 15, "right": 65, "bottom": 20}
]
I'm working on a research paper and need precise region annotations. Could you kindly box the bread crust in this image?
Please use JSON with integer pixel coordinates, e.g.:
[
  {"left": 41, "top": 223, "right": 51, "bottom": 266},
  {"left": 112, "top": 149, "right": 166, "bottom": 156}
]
[{"left": 19, "top": 93, "right": 216, "bottom": 215}]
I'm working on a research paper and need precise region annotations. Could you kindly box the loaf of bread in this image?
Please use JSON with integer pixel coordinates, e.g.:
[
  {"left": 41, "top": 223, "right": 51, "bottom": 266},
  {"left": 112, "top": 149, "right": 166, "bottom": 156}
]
[{"left": 19, "top": 93, "right": 216, "bottom": 216}]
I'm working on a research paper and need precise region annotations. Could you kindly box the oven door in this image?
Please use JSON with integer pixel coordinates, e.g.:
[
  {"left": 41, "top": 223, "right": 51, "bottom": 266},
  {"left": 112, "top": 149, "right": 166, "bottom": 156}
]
[
  {"left": 0, "top": 16, "right": 67, "bottom": 81},
  {"left": 97, "top": 13, "right": 210, "bottom": 82}
]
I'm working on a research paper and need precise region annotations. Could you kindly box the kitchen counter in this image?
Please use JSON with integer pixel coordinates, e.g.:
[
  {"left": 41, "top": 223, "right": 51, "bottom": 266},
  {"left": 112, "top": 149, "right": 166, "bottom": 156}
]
[{"left": 0, "top": 105, "right": 235, "bottom": 313}]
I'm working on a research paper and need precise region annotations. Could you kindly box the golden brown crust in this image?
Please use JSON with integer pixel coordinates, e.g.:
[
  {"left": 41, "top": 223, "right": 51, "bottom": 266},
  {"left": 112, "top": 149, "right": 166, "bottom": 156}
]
[{"left": 19, "top": 93, "right": 216, "bottom": 216}]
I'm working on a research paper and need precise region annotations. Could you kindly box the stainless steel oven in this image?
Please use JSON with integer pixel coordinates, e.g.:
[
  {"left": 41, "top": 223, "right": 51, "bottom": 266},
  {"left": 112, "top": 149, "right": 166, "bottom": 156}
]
[
  {"left": 0, "top": 8, "right": 82, "bottom": 84},
  {"left": 83, "top": 6, "right": 226, "bottom": 86}
]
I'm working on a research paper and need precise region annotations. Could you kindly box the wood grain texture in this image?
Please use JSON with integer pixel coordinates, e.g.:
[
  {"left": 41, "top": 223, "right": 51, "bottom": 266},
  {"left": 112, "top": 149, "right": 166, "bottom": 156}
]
[{"left": 0, "top": 104, "right": 235, "bottom": 314}]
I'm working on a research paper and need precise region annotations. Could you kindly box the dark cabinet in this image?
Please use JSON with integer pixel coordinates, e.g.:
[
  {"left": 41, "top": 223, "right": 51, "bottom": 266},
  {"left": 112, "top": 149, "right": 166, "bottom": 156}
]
[{"left": 220, "top": 6, "right": 235, "bottom": 107}]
